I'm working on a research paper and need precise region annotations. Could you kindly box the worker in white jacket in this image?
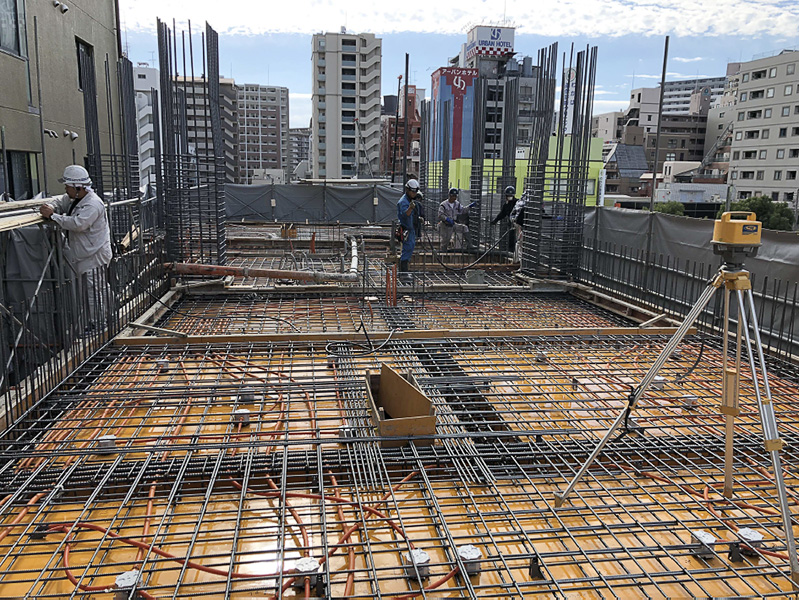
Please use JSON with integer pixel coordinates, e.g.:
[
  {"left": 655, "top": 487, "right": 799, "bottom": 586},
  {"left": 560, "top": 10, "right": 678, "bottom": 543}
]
[{"left": 40, "top": 165, "right": 112, "bottom": 330}]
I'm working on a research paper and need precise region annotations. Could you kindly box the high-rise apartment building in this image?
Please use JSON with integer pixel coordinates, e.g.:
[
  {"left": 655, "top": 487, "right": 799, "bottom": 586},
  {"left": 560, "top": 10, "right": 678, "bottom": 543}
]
[
  {"left": 728, "top": 50, "right": 799, "bottom": 203},
  {"left": 311, "top": 30, "right": 382, "bottom": 179},
  {"left": 237, "top": 85, "right": 289, "bottom": 184},
  {"left": 134, "top": 65, "right": 160, "bottom": 190}
]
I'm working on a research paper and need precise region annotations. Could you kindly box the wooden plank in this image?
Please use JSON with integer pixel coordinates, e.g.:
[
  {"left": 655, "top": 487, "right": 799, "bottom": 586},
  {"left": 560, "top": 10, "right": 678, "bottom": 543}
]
[{"left": 0, "top": 213, "right": 45, "bottom": 232}]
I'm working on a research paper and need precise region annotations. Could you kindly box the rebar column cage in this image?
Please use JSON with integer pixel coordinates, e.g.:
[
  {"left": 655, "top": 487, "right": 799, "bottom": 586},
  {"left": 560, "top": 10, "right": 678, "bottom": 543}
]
[
  {"left": 521, "top": 43, "right": 597, "bottom": 280},
  {"left": 157, "top": 19, "right": 227, "bottom": 265}
]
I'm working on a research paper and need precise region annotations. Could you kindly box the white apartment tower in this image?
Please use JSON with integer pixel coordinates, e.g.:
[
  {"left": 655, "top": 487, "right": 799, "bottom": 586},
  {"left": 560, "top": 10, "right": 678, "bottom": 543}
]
[
  {"left": 237, "top": 85, "right": 289, "bottom": 184},
  {"left": 311, "top": 31, "right": 382, "bottom": 179},
  {"left": 133, "top": 65, "right": 161, "bottom": 190}
]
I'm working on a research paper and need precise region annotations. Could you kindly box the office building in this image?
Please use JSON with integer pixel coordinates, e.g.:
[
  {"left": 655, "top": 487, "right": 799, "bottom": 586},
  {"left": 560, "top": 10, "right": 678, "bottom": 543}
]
[{"left": 0, "top": 0, "right": 125, "bottom": 196}]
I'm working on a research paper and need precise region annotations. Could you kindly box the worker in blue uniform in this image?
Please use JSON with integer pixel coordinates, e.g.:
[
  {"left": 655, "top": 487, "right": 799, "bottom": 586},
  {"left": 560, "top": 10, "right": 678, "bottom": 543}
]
[{"left": 396, "top": 178, "right": 422, "bottom": 278}]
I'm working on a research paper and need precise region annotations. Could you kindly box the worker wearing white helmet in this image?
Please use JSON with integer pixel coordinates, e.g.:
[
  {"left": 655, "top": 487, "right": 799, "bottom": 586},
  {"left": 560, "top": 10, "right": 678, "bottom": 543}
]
[
  {"left": 396, "top": 178, "right": 423, "bottom": 278},
  {"left": 40, "top": 165, "right": 112, "bottom": 330}
]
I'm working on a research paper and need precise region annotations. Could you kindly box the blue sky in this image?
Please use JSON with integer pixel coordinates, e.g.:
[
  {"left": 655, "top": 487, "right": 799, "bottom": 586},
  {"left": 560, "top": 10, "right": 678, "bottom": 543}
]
[{"left": 120, "top": 1, "right": 799, "bottom": 128}]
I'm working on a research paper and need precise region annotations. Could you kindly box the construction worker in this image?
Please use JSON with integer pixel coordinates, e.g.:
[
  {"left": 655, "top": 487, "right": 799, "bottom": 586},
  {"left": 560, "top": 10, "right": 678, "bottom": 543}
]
[
  {"left": 396, "top": 178, "right": 422, "bottom": 277},
  {"left": 491, "top": 185, "right": 518, "bottom": 253},
  {"left": 438, "top": 187, "right": 470, "bottom": 251},
  {"left": 40, "top": 165, "right": 112, "bottom": 331}
]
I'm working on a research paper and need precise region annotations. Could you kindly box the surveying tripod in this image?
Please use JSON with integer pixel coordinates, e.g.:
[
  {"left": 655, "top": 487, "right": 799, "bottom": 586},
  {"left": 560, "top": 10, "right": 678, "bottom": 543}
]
[{"left": 554, "top": 212, "right": 799, "bottom": 583}]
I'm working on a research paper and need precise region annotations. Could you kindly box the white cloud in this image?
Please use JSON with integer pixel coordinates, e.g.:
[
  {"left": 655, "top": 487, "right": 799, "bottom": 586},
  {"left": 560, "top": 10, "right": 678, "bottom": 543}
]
[
  {"left": 118, "top": 0, "right": 799, "bottom": 38},
  {"left": 673, "top": 56, "right": 703, "bottom": 63}
]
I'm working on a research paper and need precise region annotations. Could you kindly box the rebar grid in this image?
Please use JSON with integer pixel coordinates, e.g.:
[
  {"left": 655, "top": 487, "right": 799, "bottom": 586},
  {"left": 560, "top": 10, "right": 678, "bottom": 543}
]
[
  {"left": 150, "top": 292, "right": 633, "bottom": 336},
  {"left": 2, "top": 334, "right": 799, "bottom": 597}
]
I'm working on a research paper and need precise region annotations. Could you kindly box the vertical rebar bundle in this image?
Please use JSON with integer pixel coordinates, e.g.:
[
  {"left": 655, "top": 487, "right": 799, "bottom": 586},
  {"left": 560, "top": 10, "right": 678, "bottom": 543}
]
[
  {"left": 522, "top": 43, "right": 597, "bottom": 281},
  {"left": 157, "top": 19, "right": 227, "bottom": 265}
]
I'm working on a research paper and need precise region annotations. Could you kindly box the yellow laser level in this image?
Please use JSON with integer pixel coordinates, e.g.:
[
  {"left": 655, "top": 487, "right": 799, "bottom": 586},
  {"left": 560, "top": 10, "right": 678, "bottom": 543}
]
[
  {"left": 711, "top": 211, "right": 761, "bottom": 265},
  {"left": 712, "top": 211, "right": 762, "bottom": 246}
]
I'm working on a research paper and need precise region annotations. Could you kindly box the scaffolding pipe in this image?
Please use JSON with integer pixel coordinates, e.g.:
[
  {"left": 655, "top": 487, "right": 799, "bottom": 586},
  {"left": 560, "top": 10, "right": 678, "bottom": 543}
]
[{"left": 167, "top": 238, "right": 359, "bottom": 283}]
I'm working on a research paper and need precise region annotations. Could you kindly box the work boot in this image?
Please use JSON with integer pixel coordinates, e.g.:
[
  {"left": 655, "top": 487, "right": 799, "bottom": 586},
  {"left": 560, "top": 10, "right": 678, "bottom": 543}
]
[{"left": 399, "top": 260, "right": 412, "bottom": 284}]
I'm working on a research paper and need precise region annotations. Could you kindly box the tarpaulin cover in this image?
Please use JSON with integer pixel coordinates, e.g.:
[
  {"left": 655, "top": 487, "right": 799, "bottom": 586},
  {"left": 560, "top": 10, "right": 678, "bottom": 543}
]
[{"left": 225, "top": 183, "right": 405, "bottom": 224}]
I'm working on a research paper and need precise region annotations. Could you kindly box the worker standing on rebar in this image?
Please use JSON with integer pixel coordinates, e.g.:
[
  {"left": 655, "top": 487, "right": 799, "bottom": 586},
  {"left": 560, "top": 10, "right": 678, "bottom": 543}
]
[
  {"left": 397, "top": 178, "right": 422, "bottom": 278},
  {"left": 491, "top": 186, "right": 518, "bottom": 254},
  {"left": 40, "top": 165, "right": 112, "bottom": 333},
  {"left": 438, "top": 188, "right": 470, "bottom": 251},
  {"left": 509, "top": 191, "right": 527, "bottom": 263}
]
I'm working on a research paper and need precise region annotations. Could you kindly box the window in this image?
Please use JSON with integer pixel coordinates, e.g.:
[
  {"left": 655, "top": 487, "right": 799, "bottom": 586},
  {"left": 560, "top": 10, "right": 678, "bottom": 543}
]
[
  {"left": 779, "top": 127, "right": 788, "bottom": 137},
  {"left": 735, "top": 131, "right": 743, "bottom": 141},
  {"left": 794, "top": 127, "right": 799, "bottom": 136},
  {"left": 788, "top": 192, "right": 795, "bottom": 202},
  {"left": 774, "top": 170, "right": 782, "bottom": 180},
  {"left": 783, "top": 106, "right": 791, "bottom": 117},
  {"left": 791, "top": 149, "right": 799, "bottom": 158},
  {"left": 738, "top": 111, "right": 745, "bottom": 121},
  {"left": 788, "top": 171, "right": 798, "bottom": 180},
  {"left": 748, "top": 110, "right": 762, "bottom": 119},
  {"left": 742, "top": 150, "right": 756, "bottom": 159},
  {"left": 760, "top": 149, "right": 769, "bottom": 159},
  {"left": 773, "top": 192, "right": 781, "bottom": 202},
  {"left": 795, "top": 105, "right": 799, "bottom": 114},
  {"left": 740, "top": 92, "right": 747, "bottom": 102},
  {"left": 765, "top": 108, "right": 772, "bottom": 118},
  {"left": 0, "top": 0, "right": 25, "bottom": 56},
  {"left": 744, "top": 130, "right": 760, "bottom": 139},
  {"left": 647, "top": 114, "right": 652, "bottom": 121},
  {"left": 137, "top": 73, "right": 146, "bottom": 79},
  {"left": 789, "top": 64, "right": 796, "bottom": 75},
  {"left": 777, "top": 149, "right": 785, "bottom": 159},
  {"left": 751, "top": 90, "right": 765, "bottom": 99},
  {"left": 762, "top": 129, "right": 769, "bottom": 139},
  {"left": 719, "top": 111, "right": 725, "bottom": 118},
  {"left": 740, "top": 171, "right": 755, "bottom": 179},
  {"left": 752, "top": 69, "right": 767, "bottom": 79},
  {"left": 767, "top": 88, "right": 775, "bottom": 98},
  {"left": 756, "top": 170, "right": 764, "bottom": 180},
  {"left": 733, "top": 151, "right": 740, "bottom": 160},
  {"left": 718, "top": 124, "right": 724, "bottom": 129},
  {"left": 770, "top": 67, "right": 778, "bottom": 78},
  {"left": 665, "top": 152, "right": 676, "bottom": 161},
  {"left": 731, "top": 171, "right": 738, "bottom": 180},
  {"left": 742, "top": 73, "right": 750, "bottom": 82},
  {"left": 787, "top": 85, "right": 795, "bottom": 96}
]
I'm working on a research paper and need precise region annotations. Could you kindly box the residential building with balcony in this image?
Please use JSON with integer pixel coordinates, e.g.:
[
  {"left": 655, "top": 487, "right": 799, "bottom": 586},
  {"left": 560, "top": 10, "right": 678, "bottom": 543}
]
[
  {"left": 727, "top": 50, "right": 799, "bottom": 203},
  {"left": 311, "top": 30, "right": 382, "bottom": 179}
]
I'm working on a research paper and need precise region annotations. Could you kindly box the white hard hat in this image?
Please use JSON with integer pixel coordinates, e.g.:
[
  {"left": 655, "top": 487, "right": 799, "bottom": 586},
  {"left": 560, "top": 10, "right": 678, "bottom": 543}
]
[
  {"left": 405, "top": 179, "right": 420, "bottom": 190},
  {"left": 59, "top": 165, "right": 92, "bottom": 186}
]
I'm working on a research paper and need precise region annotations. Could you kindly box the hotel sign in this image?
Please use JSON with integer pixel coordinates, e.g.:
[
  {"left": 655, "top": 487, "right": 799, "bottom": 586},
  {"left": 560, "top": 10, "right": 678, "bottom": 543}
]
[{"left": 466, "top": 26, "right": 515, "bottom": 59}]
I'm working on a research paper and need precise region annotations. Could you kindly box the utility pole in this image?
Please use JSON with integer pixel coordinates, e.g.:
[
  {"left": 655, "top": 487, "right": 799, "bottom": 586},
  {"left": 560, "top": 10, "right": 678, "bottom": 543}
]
[
  {"left": 402, "top": 54, "right": 409, "bottom": 182},
  {"left": 392, "top": 75, "right": 401, "bottom": 183}
]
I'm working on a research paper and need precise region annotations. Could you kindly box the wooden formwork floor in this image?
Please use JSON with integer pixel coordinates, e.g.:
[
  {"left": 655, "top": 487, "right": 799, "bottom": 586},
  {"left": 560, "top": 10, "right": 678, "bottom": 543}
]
[{"left": 3, "top": 308, "right": 799, "bottom": 597}]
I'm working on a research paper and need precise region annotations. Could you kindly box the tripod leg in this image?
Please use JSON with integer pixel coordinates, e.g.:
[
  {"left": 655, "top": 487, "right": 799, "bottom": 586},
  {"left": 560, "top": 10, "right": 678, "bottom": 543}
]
[
  {"left": 554, "top": 275, "right": 722, "bottom": 507},
  {"left": 737, "top": 287, "right": 799, "bottom": 584},
  {"left": 721, "top": 286, "right": 741, "bottom": 498}
]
